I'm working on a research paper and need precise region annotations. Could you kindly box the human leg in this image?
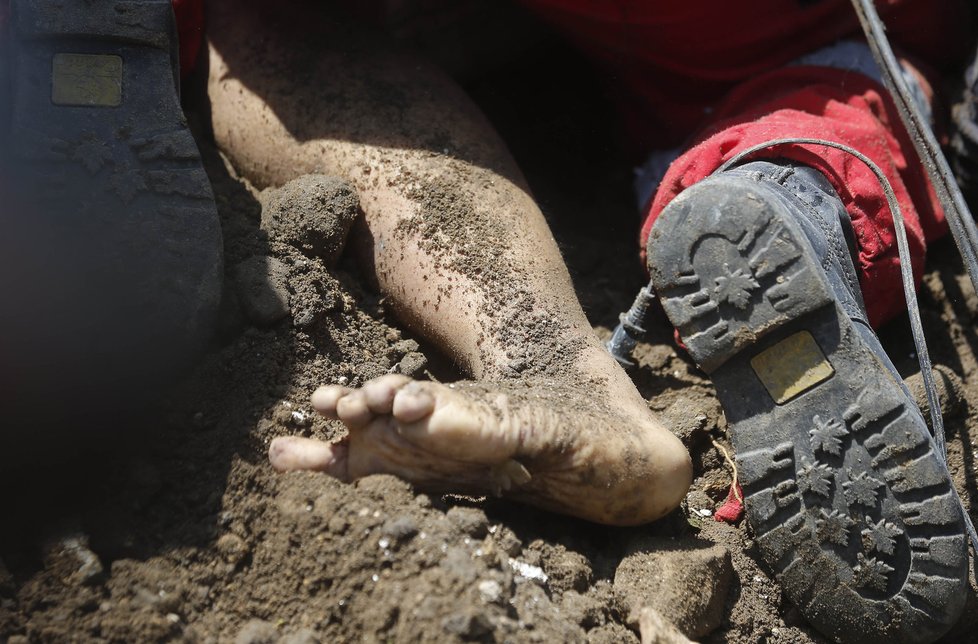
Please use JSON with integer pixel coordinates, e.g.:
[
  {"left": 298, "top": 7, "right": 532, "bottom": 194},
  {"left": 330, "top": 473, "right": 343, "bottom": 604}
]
[{"left": 205, "top": 1, "right": 690, "bottom": 525}]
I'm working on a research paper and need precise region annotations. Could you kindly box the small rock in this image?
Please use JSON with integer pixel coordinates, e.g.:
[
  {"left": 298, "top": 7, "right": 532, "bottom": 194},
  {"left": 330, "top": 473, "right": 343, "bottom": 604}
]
[
  {"left": 638, "top": 606, "right": 694, "bottom": 644},
  {"left": 234, "top": 256, "right": 291, "bottom": 327},
  {"left": 396, "top": 351, "right": 428, "bottom": 378},
  {"left": 394, "top": 339, "right": 420, "bottom": 354},
  {"left": 493, "top": 526, "right": 522, "bottom": 557},
  {"left": 537, "top": 543, "right": 592, "bottom": 593},
  {"left": 234, "top": 619, "right": 279, "bottom": 644},
  {"left": 216, "top": 533, "right": 249, "bottom": 566},
  {"left": 380, "top": 516, "right": 419, "bottom": 542},
  {"left": 508, "top": 558, "right": 548, "bottom": 584},
  {"left": 280, "top": 629, "right": 320, "bottom": 644},
  {"left": 7, "top": 636, "right": 29, "bottom": 644},
  {"left": 442, "top": 610, "right": 493, "bottom": 640},
  {"left": 614, "top": 540, "right": 732, "bottom": 639},
  {"left": 661, "top": 399, "right": 711, "bottom": 445},
  {"left": 259, "top": 175, "right": 359, "bottom": 266},
  {"left": 446, "top": 506, "right": 490, "bottom": 538},
  {"left": 477, "top": 579, "right": 503, "bottom": 604},
  {"left": 395, "top": 351, "right": 428, "bottom": 378},
  {"left": 44, "top": 534, "right": 104, "bottom": 586}
]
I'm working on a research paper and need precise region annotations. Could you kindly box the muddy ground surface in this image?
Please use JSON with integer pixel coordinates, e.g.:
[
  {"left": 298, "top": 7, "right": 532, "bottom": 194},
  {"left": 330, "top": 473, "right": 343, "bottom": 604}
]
[{"left": 3, "top": 9, "right": 978, "bottom": 644}]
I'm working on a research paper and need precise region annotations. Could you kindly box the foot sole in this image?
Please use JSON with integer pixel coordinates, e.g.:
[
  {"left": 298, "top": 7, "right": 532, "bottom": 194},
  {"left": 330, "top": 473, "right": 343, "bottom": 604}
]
[{"left": 648, "top": 174, "right": 968, "bottom": 644}]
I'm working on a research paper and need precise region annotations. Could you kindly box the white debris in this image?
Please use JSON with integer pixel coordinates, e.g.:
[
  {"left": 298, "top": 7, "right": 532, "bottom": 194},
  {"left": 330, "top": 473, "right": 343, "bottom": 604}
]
[
  {"left": 508, "top": 559, "right": 549, "bottom": 584},
  {"left": 478, "top": 580, "right": 502, "bottom": 603},
  {"left": 696, "top": 508, "right": 713, "bottom": 517}
]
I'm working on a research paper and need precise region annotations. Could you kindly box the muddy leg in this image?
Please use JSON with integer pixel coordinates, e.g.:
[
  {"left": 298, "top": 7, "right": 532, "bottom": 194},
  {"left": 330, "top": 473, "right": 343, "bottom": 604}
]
[{"left": 206, "top": 1, "right": 690, "bottom": 525}]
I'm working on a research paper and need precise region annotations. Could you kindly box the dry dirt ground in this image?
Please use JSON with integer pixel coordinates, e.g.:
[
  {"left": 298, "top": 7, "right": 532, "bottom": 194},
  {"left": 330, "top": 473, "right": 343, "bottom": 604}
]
[{"left": 2, "top": 8, "right": 978, "bottom": 644}]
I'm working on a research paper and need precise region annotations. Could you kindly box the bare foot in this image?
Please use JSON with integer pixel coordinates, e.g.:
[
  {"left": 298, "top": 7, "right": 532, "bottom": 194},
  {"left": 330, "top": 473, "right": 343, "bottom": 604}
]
[{"left": 269, "top": 374, "right": 691, "bottom": 526}]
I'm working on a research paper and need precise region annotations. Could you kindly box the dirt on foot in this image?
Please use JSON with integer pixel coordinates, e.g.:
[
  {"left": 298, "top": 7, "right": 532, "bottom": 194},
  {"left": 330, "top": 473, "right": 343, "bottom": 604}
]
[{"left": 2, "top": 9, "right": 978, "bottom": 644}]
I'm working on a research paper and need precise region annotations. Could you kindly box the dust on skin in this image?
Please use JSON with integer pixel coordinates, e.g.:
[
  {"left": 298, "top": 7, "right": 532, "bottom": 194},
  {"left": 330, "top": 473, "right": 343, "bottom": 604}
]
[
  {"left": 394, "top": 160, "right": 588, "bottom": 382},
  {"left": 291, "top": 375, "right": 681, "bottom": 525}
]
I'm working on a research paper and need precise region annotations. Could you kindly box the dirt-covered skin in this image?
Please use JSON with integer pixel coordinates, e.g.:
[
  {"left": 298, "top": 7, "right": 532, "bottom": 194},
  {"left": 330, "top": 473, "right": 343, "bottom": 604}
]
[
  {"left": 205, "top": 0, "right": 691, "bottom": 526},
  {"left": 271, "top": 376, "right": 687, "bottom": 525},
  {"left": 2, "top": 3, "right": 977, "bottom": 643}
]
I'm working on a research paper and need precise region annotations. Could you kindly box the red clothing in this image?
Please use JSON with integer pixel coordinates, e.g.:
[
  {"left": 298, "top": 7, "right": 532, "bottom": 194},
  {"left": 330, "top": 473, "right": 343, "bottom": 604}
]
[
  {"left": 519, "top": 0, "right": 970, "bottom": 149},
  {"left": 164, "top": 0, "right": 972, "bottom": 327},
  {"left": 640, "top": 66, "right": 941, "bottom": 326},
  {"left": 172, "top": 0, "right": 205, "bottom": 78},
  {"left": 519, "top": 0, "right": 971, "bottom": 327}
]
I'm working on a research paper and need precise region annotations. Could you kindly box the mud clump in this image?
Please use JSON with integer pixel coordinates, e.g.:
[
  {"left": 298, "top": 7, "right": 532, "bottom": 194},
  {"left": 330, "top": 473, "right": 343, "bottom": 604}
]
[{"left": 260, "top": 175, "right": 360, "bottom": 266}]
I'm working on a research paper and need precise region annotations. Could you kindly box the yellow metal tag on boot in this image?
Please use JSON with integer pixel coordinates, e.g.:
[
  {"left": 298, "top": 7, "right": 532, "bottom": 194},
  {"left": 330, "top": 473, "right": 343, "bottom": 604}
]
[
  {"left": 750, "top": 331, "right": 834, "bottom": 404},
  {"left": 52, "top": 54, "right": 123, "bottom": 107}
]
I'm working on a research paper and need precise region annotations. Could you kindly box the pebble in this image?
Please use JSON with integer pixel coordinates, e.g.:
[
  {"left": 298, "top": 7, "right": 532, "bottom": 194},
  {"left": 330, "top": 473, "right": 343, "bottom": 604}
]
[
  {"left": 216, "top": 534, "right": 249, "bottom": 566},
  {"left": 638, "top": 606, "right": 694, "bottom": 644},
  {"left": 508, "top": 559, "right": 548, "bottom": 584},
  {"left": 477, "top": 579, "right": 503, "bottom": 604},
  {"left": 614, "top": 540, "right": 733, "bottom": 638},
  {"left": 44, "top": 534, "right": 104, "bottom": 586},
  {"left": 395, "top": 352, "right": 428, "bottom": 378},
  {"left": 493, "top": 526, "right": 522, "bottom": 557},
  {"left": 446, "top": 506, "right": 490, "bottom": 538}
]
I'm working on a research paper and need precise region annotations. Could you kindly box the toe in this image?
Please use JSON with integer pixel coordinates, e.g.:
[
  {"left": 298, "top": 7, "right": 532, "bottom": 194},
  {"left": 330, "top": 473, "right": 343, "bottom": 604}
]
[
  {"left": 362, "top": 374, "right": 412, "bottom": 414},
  {"left": 268, "top": 436, "right": 350, "bottom": 480},
  {"left": 392, "top": 382, "right": 436, "bottom": 423},
  {"left": 311, "top": 385, "right": 352, "bottom": 420},
  {"left": 336, "top": 390, "right": 374, "bottom": 428}
]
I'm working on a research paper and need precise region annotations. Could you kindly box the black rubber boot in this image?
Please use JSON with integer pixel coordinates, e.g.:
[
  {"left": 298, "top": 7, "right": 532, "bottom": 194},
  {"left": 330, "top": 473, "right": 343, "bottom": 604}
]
[
  {"left": 1, "top": 0, "right": 223, "bottom": 418},
  {"left": 952, "top": 47, "right": 978, "bottom": 206},
  {"left": 646, "top": 160, "right": 968, "bottom": 644}
]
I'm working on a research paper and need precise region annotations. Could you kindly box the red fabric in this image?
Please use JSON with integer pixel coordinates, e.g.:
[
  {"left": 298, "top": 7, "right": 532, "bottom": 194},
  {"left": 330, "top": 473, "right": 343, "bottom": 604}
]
[
  {"left": 171, "top": 0, "right": 205, "bottom": 78},
  {"left": 520, "top": 0, "right": 970, "bottom": 151},
  {"left": 638, "top": 66, "right": 943, "bottom": 328},
  {"left": 714, "top": 483, "right": 744, "bottom": 523}
]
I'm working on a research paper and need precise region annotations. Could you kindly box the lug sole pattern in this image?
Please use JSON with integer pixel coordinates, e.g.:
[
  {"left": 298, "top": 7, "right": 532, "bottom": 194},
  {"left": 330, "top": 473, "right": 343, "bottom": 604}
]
[{"left": 647, "top": 175, "right": 968, "bottom": 644}]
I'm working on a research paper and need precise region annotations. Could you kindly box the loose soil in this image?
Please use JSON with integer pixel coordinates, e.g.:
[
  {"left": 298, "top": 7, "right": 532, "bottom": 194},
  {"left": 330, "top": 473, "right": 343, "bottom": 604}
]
[{"left": 2, "top": 7, "right": 978, "bottom": 644}]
